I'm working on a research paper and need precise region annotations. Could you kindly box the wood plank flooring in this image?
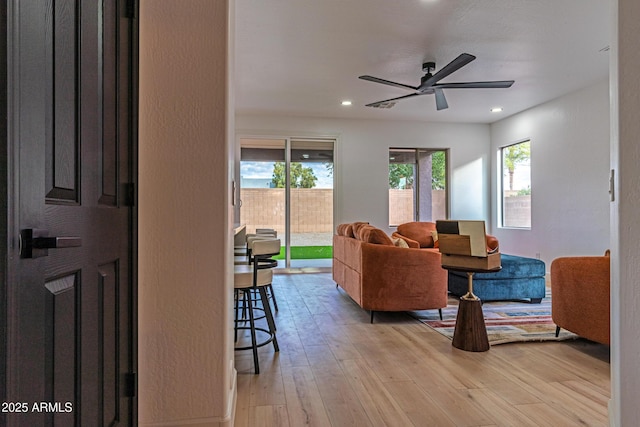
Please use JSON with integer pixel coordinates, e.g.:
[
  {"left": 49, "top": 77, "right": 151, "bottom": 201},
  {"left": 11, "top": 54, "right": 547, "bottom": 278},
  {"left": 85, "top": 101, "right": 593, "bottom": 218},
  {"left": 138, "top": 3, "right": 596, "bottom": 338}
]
[{"left": 234, "top": 273, "right": 610, "bottom": 426}]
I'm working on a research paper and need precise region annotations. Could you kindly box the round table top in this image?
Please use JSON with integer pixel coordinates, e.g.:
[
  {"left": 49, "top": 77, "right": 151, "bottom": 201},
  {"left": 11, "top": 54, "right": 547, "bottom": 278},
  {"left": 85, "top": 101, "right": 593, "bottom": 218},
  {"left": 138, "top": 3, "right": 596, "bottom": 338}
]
[{"left": 441, "top": 264, "right": 502, "bottom": 274}]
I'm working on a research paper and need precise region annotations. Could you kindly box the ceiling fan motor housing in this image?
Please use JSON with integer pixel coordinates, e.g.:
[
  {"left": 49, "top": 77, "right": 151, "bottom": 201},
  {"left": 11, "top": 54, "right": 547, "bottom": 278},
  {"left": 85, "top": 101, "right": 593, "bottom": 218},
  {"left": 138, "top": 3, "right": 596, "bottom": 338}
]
[{"left": 422, "top": 61, "right": 436, "bottom": 73}]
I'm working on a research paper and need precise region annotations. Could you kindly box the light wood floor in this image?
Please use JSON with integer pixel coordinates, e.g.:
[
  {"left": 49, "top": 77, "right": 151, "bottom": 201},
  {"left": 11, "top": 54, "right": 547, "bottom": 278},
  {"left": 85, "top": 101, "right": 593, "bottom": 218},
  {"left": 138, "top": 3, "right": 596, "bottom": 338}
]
[{"left": 234, "top": 273, "right": 610, "bottom": 427}]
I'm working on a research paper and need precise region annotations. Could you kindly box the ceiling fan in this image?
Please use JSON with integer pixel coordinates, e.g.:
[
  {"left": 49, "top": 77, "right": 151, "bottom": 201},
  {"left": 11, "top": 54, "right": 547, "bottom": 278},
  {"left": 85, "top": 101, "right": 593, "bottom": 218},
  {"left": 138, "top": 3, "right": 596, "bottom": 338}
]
[{"left": 359, "top": 53, "right": 514, "bottom": 111}]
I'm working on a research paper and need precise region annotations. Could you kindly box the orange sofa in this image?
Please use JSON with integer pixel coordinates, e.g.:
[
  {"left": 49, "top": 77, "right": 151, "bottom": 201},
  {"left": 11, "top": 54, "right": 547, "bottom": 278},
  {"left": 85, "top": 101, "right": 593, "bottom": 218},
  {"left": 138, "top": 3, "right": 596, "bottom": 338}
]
[
  {"left": 550, "top": 252, "right": 610, "bottom": 345},
  {"left": 332, "top": 222, "right": 448, "bottom": 322}
]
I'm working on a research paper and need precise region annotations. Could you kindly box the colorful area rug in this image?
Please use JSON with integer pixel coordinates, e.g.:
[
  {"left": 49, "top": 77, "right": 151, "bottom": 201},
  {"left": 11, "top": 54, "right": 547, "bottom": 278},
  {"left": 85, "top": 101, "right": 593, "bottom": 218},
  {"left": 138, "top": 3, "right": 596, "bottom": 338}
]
[{"left": 412, "top": 289, "right": 578, "bottom": 345}]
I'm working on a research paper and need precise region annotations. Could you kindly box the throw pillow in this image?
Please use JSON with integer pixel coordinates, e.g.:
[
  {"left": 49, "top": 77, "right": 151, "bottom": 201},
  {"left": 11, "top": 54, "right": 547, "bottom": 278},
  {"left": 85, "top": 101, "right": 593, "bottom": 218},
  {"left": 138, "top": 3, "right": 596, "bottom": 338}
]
[
  {"left": 336, "top": 223, "right": 349, "bottom": 236},
  {"left": 352, "top": 222, "right": 370, "bottom": 239},
  {"left": 396, "top": 221, "right": 435, "bottom": 248},
  {"left": 431, "top": 230, "right": 439, "bottom": 248},
  {"left": 392, "top": 237, "right": 410, "bottom": 248},
  {"left": 361, "top": 226, "right": 394, "bottom": 246},
  {"left": 486, "top": 234, "right": 499, "bottom": 253},
  {"left": 392, "top": 231, "right": 420, "bottom": 248},
  {"left": 344, "top": 224, "right": 354, "bottom": 237}
]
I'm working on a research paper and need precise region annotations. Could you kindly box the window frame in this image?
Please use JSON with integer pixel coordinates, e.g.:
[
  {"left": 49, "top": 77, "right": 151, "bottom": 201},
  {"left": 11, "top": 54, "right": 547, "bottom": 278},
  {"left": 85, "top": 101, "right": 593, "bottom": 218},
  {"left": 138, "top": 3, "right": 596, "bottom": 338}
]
[
  {"left": 498, "top": 139, "right": 532, "bottom": 230},
  {"left": 388, "top": 147, "right": 449, "bottom": 227}
]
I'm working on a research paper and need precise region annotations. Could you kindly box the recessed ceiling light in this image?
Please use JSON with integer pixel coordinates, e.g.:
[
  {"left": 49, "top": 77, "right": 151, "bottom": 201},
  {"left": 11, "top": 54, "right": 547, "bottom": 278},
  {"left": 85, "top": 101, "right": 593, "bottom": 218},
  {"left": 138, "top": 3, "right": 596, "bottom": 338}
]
[
  {"left": 341, "top": 100, "right": 352, "bottom": 106},
  {"left": 491, "top": 107, "right": 503, "bottom": 113}
]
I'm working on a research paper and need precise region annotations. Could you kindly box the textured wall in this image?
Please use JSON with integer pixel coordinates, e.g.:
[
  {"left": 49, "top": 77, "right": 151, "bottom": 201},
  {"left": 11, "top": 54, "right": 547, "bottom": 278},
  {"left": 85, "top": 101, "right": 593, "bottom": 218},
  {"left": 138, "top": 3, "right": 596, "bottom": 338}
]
[
  {"left": 490, "top": 81, "right": 610, "bottom": 265},
  {"left": 139, "top": 1, "right": 234, "bottom": 425}
]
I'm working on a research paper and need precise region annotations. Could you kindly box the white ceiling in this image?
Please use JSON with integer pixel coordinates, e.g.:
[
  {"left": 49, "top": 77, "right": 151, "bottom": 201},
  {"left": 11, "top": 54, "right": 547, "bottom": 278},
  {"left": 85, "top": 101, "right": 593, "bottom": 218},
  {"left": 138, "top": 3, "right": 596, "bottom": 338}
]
[{"left": 235, "top": 0, "right": 610, "bottom": 124}]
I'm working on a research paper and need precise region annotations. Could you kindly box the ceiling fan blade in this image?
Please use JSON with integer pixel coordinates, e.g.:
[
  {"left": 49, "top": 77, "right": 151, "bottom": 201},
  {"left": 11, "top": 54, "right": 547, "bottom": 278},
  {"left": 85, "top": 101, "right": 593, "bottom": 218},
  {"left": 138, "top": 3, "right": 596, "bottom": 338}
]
[
  {"left": 420, "top": 53, "right": 476, "bottom": 89},
  {"left": 434, "top": 88, "right": 448, "bottom": 111},
  {"left": 434, "top": 80, "right": 515, "bottom": 89},
  {"left": 359, "top": 75, "right": 419, "bottom": 92},
  {"left": 365, "top": 93, "right": 423, "bottom": 108}
]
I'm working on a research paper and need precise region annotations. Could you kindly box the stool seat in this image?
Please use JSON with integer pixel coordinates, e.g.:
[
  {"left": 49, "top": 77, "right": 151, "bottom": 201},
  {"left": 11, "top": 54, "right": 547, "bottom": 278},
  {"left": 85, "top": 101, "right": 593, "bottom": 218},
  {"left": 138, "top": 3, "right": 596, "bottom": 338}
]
[{"left": 234, "top": 265, "right": 273, "bottom": 288}]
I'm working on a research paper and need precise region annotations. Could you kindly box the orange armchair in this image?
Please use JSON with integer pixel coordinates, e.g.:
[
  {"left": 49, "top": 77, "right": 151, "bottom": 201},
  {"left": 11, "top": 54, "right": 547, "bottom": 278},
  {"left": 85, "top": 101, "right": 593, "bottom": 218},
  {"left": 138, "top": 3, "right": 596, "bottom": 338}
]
[{"left": 550, "top": 253, "right": 610, "bottom": 345}]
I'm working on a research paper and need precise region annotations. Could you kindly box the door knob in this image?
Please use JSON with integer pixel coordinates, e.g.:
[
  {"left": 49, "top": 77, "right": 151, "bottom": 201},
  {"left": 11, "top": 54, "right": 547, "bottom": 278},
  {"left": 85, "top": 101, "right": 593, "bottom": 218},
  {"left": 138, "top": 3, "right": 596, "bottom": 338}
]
[{"left": 20, "top": 229, "right": 82, "bottom": 259}]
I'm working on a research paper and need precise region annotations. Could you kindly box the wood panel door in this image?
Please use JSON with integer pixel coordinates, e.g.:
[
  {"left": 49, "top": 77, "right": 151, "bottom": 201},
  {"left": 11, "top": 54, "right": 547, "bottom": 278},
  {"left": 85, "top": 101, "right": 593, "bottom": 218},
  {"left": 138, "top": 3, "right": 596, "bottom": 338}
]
[{"left": 3, "top": 0, "right": 137, "bottom": 425}]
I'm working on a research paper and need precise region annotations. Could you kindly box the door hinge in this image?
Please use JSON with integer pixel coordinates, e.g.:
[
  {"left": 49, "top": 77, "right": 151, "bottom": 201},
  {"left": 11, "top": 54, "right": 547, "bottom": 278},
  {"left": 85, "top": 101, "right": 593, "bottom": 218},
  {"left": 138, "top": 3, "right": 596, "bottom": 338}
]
[
  {"left": 125, "top": 372, "right": 137, "bottom": 397},
  {"left": 124, "top": 183, "right": 135, "bottom": 207},
  {"left": 126, "top": 0, "right": 138, "bottom": 19}
]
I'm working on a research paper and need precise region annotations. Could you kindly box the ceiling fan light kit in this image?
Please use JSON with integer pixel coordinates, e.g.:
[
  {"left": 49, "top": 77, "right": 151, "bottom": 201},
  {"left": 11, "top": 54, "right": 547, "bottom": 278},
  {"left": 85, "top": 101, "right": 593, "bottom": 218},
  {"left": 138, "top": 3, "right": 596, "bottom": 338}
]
[{"left": 359, "top": 53, "right": 514, "bottom": 111}]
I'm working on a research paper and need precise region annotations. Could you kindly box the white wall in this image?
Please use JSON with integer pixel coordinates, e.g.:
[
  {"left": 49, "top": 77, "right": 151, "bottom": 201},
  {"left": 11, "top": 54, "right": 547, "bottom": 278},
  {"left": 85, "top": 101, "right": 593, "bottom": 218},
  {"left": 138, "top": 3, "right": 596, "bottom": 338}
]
[
  {"left": 236, "top": 115, "right": 491, "bottom": 233},
  {"left": 139, "top": 1, "right": 235, "bottom": 426},
  {"left": 490, "top": 80, "right": 610, "bottom": 266}
]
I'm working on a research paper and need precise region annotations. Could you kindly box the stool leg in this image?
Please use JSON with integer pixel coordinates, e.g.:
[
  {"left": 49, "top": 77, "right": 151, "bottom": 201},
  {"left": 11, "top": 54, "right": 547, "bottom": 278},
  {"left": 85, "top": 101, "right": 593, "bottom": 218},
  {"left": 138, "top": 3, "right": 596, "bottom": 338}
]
[
  {"left": 259, "top": 286, "right": 279, "bottom": 352},
  {"left": 238, "top": 289, "right": 250, "bottom": 322},
  {"left": 267, "top": 283, "right": 279, "bottom": 312},
  {"left": 234, "top": 289, "right": 240, "bottom": 342},
  {"left": 247, "top": 288, "right": 260, "bottom": 374}
]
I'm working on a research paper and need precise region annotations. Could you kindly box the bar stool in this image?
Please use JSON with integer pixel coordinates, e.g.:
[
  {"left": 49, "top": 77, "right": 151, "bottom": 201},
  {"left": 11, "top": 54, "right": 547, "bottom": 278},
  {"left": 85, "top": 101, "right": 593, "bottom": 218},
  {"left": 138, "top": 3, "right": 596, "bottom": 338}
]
[
  {"left": 256, "top": 228, "right": 277, "bottom": 236},
  {"left": 246, "top": 235, "right": 280, "bottom": 311},
  {"left": 234, "top": 239, "right": 280, "bottom": 374},
  {"left": 235, "top": 229, "right": 273, "bottom": 258}
]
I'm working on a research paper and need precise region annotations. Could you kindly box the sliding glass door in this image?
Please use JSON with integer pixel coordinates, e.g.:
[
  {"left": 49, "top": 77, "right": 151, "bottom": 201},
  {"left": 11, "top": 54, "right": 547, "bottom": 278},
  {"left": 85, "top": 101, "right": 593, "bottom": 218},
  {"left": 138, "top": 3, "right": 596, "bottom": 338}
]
[
  {"left": 239, "top": 139, "right": 286, "bottom": 259},
  {"left": 240, "top": 137, "right": 334, "bottom": 268},
  {"left": 289, "top": 140, "right": 334, "bottom": 266}
]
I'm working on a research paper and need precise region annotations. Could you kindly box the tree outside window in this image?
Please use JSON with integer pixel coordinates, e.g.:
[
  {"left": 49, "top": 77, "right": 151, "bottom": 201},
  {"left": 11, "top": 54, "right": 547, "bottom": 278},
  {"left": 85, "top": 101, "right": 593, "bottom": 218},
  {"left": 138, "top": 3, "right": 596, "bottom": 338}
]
[{"left": 271, "top": 162, "right": 318, "bottom": 188}]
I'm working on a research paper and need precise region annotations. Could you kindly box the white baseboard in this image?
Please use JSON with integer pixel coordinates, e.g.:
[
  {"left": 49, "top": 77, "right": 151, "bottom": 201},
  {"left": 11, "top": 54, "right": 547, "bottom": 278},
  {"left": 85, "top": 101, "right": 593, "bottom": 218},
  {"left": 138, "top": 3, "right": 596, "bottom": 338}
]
[
  {"left": 608, "top": 398, "right": 616, "bottom": 427},
  {"left": 139, "top": 371, "right": 238, "bottom": 427}
]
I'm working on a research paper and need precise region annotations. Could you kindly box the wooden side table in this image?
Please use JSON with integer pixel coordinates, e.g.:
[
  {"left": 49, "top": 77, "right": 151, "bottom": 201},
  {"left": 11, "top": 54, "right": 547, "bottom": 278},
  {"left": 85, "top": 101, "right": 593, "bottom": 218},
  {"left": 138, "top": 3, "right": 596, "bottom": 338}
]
[{"left": 442, "top": 265, "right": 502, "bottom": 352}]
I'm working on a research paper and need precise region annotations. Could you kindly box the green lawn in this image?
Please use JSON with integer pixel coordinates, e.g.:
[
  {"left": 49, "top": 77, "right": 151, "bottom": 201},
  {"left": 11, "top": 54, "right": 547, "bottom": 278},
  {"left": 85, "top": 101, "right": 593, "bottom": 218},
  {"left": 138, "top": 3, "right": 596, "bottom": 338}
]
[{"left": 273, "top": 245, "right": 333, "bottom": 260}]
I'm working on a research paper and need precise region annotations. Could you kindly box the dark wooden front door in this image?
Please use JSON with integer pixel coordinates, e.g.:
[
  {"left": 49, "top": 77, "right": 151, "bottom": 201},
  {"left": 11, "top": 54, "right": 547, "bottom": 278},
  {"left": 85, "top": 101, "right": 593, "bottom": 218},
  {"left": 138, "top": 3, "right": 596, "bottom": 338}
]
[{"left": 3, "top": 1, "right": 137, "bottom": 425}]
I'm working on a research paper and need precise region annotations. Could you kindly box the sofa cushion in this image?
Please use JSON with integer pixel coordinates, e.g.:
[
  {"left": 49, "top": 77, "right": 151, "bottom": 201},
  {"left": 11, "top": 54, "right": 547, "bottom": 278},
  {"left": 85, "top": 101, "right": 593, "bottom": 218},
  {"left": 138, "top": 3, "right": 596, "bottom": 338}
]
[
  {"left": 353, "top": 222, "right": 371, "bottom": 240},
  {"left": 359, "top": 226, "right": 394, "bottom": 246},
  {"left": 351, "top": 222, "right": 369, "bottom": 239},
  {"left": 336, "top": 223, "right": 349, "bottom": 236},
  {"left": 396, "top": 222, "right": 436, "bottom": 248}
]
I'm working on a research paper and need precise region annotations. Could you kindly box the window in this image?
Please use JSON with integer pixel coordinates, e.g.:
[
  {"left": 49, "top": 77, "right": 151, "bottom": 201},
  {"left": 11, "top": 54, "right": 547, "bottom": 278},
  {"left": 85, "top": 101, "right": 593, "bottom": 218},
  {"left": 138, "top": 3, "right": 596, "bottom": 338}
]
[
  {"left": 500, "top": 140, "right": 531, "bottom": 228},
  {"left": 389, "top": 148, "right": 447, "bottom": 226}
]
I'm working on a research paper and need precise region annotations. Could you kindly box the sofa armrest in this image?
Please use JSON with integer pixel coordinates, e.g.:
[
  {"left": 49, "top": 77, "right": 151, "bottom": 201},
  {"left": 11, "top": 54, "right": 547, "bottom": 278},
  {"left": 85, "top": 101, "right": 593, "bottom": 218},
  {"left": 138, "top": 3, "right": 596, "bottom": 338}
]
[{"left": 551, "top": 256, "right": 610, "bottom": 345}]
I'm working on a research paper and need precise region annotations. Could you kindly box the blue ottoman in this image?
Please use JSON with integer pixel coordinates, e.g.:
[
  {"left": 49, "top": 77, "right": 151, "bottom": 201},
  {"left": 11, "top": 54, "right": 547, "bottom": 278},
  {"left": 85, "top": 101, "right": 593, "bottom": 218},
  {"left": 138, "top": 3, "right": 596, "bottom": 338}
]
[{"left": 447, "top": 254, "right": 546, "bottom": 303}]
